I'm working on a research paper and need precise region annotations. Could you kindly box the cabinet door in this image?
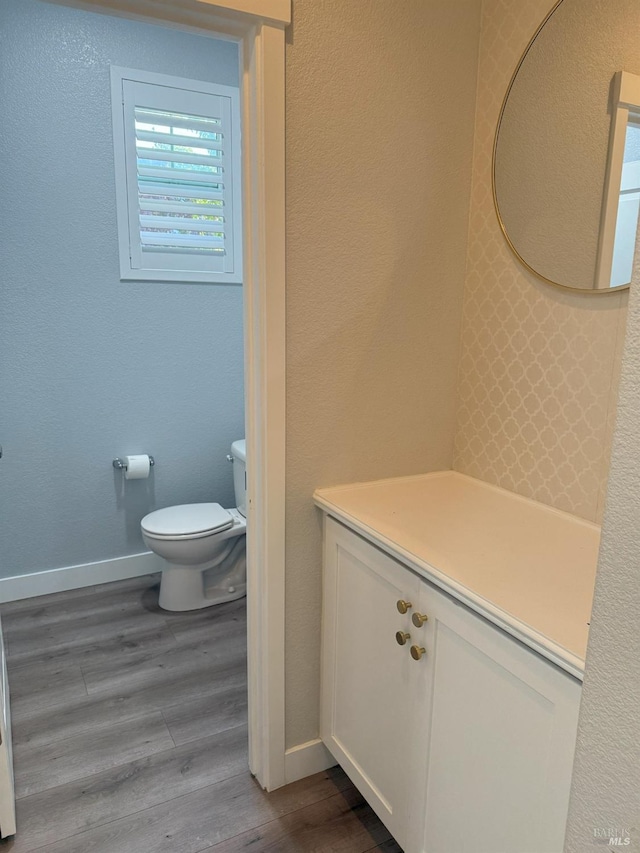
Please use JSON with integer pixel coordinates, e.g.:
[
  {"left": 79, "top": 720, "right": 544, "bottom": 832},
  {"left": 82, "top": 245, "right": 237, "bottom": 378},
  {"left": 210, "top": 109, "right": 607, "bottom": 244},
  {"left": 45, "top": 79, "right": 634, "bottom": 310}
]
[
  {"left": 321, "top": 517, "right": 423, "bottom": 846},
  {"left": 415, "top": 586, "right": 581, "bottom": 853}
]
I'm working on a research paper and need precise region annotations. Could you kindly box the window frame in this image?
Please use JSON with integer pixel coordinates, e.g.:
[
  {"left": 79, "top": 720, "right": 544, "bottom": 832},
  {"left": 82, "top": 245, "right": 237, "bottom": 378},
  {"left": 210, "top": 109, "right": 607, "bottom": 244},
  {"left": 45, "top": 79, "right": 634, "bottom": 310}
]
[{"left": 110, "top": 65, "right": 242, "bottom": 284}]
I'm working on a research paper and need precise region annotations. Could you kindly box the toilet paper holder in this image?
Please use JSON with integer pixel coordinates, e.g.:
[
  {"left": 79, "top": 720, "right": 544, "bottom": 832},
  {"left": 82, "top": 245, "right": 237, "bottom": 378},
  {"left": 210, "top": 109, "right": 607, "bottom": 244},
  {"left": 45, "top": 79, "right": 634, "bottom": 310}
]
[{"left": 112, "top": 456, "right": 155, "bottom": 471}]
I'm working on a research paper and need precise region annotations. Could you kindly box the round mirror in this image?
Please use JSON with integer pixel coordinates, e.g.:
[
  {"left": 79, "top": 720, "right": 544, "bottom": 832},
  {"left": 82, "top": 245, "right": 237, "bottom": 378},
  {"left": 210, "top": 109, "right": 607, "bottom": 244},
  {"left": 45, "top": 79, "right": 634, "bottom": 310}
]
[{"left": 493, "top": 0, "right": 640, "bottom": 292}]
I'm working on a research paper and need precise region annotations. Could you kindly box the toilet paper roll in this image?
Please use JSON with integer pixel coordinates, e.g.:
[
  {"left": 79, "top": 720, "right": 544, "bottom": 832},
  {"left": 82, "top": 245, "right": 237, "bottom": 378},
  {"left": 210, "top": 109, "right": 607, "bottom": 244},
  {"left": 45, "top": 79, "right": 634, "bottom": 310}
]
[{"left": 124, "top": 455, "right": 151, "bottom": 480}]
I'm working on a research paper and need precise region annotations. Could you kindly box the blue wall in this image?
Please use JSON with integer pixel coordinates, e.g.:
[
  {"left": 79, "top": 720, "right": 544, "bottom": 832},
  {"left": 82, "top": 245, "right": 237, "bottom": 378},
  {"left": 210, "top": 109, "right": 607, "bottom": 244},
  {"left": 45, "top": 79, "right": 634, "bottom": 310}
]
[{"left": 0, "top": 1, "right": 244, "bottom": 578}]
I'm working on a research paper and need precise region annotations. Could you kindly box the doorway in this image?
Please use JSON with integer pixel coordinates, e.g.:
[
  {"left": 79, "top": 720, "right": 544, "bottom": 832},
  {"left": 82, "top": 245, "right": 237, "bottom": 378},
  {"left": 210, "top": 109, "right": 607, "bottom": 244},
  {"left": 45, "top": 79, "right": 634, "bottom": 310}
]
[{"left": 1, "top": 0, "right": 288, "bottom": 794}]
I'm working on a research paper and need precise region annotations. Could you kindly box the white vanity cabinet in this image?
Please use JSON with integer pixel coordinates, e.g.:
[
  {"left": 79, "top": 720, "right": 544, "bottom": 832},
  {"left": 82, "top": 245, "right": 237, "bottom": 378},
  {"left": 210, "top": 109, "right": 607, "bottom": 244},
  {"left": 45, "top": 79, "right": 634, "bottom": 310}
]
[{"left": 320, "top": 517, "right": 582, "bottom": 853}]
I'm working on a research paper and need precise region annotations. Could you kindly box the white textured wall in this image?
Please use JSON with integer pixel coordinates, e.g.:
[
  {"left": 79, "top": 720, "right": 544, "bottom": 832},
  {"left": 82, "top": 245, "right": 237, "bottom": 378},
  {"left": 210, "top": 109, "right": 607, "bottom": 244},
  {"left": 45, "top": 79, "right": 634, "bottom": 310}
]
[
  {"left": 564, "top": 252, "right": 640, "bottom": 849},
  {"left": 284, "top": 0, "right": 482, "bottom": 748}
]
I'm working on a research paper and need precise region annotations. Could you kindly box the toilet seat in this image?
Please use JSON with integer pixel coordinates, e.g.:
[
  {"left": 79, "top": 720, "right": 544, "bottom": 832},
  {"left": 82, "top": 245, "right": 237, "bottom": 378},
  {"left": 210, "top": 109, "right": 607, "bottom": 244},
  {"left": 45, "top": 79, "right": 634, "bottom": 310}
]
[{"left": 141, "top": 503, "right": 234, "bottom": 541}]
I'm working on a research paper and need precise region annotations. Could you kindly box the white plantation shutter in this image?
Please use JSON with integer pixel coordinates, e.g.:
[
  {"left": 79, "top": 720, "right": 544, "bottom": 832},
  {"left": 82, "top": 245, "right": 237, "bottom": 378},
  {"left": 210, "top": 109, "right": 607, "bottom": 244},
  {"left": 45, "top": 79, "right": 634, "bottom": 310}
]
[{"left": 111, "top": 68, "right": 242, "bottom": 283}]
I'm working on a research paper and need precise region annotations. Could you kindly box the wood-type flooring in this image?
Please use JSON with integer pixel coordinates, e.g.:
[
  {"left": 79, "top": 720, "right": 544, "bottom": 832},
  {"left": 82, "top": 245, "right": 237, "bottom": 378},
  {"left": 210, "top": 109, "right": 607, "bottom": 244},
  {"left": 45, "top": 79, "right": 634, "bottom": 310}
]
[{"left": 0, "top": 575, "right": 400, "bottom": 852}]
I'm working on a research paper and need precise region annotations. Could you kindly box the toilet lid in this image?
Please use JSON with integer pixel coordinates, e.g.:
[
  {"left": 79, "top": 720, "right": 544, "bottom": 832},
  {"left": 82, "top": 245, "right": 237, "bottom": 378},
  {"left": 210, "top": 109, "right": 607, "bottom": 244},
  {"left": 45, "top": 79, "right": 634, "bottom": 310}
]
[{"left": 141, "top": 503, "right": 233, "bottom": 537}]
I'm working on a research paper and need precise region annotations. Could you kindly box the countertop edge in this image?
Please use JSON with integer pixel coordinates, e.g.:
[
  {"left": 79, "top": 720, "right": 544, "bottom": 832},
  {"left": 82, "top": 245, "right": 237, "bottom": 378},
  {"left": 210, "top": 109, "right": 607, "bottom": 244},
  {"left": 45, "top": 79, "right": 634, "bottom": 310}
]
[{"left": 313, "top": 492, "right": 585, "bottom": 682}]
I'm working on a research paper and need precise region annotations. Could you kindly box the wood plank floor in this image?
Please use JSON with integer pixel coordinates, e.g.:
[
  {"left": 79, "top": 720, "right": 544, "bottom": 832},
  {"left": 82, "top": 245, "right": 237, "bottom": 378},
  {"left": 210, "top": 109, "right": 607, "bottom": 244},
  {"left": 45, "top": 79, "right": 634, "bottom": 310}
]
[{"left": 0, "top": 575, "right": 401, "bottom": 853}]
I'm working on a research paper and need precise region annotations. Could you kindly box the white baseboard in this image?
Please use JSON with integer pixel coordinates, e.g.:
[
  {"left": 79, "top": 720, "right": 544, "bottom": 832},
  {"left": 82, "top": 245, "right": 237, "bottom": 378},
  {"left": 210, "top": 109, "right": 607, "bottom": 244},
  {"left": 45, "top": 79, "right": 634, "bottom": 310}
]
[
  {"left": 0, "top": 552, "right": 163, "bottom": 603},
  {"left": 284, "top": 738, "right": 335, "bottom": 784}
]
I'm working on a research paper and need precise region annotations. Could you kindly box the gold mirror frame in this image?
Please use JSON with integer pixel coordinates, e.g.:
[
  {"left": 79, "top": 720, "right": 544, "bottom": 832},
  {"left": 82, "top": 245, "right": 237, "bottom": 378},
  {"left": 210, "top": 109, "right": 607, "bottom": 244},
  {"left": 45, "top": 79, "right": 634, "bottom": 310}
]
[{"left": 491, "top": 0, "right": 631, "bottom": 295}]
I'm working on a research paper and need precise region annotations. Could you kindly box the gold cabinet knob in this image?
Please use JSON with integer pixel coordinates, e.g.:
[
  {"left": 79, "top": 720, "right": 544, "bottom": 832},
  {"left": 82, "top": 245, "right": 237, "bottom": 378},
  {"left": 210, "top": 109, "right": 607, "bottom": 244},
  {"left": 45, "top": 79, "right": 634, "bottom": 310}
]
[
  {"left": 411, "top": 612, "right": 428, "bottom": 628},
  {"left": 395, "top": 631, "right": 411, "bottom": 646},
  {"left": 396, "top": 600, "right": 412, "bottom": 614},
  {"left": 410, "top": 645, "right": 426, "bottom": 661}
]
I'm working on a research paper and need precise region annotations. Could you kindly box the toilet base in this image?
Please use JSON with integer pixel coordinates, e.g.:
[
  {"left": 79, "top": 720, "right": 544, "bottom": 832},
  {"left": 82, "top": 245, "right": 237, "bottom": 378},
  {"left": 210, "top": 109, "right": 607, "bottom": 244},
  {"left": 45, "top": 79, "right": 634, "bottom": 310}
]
[
  {"left": 159, "top": 566, "right": 247, "bottom": 611},
  {"left": 158, "top": 536, "right": 247, "bottom": 612}
]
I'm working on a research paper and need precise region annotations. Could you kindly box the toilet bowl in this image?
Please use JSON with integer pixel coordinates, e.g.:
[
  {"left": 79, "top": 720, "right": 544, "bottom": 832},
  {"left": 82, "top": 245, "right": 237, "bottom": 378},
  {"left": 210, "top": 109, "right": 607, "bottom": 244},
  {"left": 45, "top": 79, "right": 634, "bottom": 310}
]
[{"left": 141, "top": 440, "right": 247, "bottom": 612}]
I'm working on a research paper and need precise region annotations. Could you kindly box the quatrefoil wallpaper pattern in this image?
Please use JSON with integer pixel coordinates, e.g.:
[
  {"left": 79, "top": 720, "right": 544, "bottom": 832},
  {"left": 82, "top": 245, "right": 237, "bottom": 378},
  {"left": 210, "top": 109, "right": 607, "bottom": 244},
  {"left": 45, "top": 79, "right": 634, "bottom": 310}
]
[{"left": 453, "top": 0, "right": 629, "bottom": 523}]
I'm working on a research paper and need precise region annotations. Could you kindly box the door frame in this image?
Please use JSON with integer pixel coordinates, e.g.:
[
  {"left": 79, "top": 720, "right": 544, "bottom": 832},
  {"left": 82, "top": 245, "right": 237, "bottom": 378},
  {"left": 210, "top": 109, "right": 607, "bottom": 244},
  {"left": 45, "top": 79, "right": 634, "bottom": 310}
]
[{"left": 47, "top": 0, "right": 290, "bottom": 791}]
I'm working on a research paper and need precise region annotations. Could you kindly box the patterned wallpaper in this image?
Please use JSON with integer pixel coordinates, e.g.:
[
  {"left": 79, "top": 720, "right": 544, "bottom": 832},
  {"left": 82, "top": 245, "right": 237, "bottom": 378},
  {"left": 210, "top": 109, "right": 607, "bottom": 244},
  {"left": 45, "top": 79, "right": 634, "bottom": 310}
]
[{"left": 453, "top": 0, "right": 629, "bottom": 523}]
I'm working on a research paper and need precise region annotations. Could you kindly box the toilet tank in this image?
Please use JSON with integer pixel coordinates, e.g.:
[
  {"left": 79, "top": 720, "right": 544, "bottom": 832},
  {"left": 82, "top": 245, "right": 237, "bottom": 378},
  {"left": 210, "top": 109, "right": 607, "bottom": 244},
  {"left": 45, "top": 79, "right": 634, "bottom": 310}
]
[{"left": 231, "top": 439, "right": 246, "bottom": 517}]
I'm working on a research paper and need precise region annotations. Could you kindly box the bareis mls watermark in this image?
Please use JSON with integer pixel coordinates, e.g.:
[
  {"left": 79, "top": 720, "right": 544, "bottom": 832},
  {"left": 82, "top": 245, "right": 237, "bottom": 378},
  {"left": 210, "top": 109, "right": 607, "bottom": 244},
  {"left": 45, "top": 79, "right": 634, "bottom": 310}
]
[{"left": 593, "top": 827, "right": 634, "bottom": 846}]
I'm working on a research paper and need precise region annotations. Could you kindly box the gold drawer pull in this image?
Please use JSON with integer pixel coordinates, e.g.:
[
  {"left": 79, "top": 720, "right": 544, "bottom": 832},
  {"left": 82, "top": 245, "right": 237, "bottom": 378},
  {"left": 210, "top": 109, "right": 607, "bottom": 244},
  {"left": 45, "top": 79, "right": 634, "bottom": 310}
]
[
  {"left": 395, "top": 631, "right": 411, "bottom": 646},
  {"left": 396, "top": 600, "right": 412, "bottom": 614},
  {"left": 412, "top": 612, "right": 428, "bottom": 627},
  {"left": 410, "top": 645, "right": 426, "bottom": 661}
]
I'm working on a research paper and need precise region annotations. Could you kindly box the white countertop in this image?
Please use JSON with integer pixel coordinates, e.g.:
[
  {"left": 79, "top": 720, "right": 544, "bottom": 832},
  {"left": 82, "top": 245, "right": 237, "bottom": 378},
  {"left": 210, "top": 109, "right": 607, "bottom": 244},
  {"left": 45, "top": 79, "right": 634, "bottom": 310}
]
[{"left": 314, "top": 471, "right": 601, "bottom": 679}]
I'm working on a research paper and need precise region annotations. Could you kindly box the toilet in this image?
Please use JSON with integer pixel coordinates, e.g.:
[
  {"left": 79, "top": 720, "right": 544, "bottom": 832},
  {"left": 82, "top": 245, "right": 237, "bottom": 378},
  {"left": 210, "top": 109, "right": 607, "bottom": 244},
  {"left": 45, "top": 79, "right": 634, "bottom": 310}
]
[{"left": 141, "top": 440, "right": 247, "bottom": 612}]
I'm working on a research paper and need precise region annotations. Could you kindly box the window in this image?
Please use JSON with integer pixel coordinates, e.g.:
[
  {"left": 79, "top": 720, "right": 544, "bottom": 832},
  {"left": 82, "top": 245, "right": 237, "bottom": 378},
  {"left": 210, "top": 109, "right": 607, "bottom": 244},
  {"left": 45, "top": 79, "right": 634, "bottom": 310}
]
[
  {"left": 609, "top": 119, "right": 640, "bottom": 288},
  {"left": 111, "top": 67, "right": 242, "bottom": 284},
  {"left": 596, "top": 70, "right": 640, "bottom": 289}
]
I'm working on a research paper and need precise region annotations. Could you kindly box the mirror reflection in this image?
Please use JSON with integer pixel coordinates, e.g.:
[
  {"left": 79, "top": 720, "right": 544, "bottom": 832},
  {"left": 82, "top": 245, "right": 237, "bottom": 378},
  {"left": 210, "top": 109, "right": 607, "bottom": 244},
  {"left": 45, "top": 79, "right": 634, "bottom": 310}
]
[
  {"left": 493, "top": 0, "right": 640, "bottom": 292},
  {"left": 604, "top": 103, "right": 640, "bottom": 288}
]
